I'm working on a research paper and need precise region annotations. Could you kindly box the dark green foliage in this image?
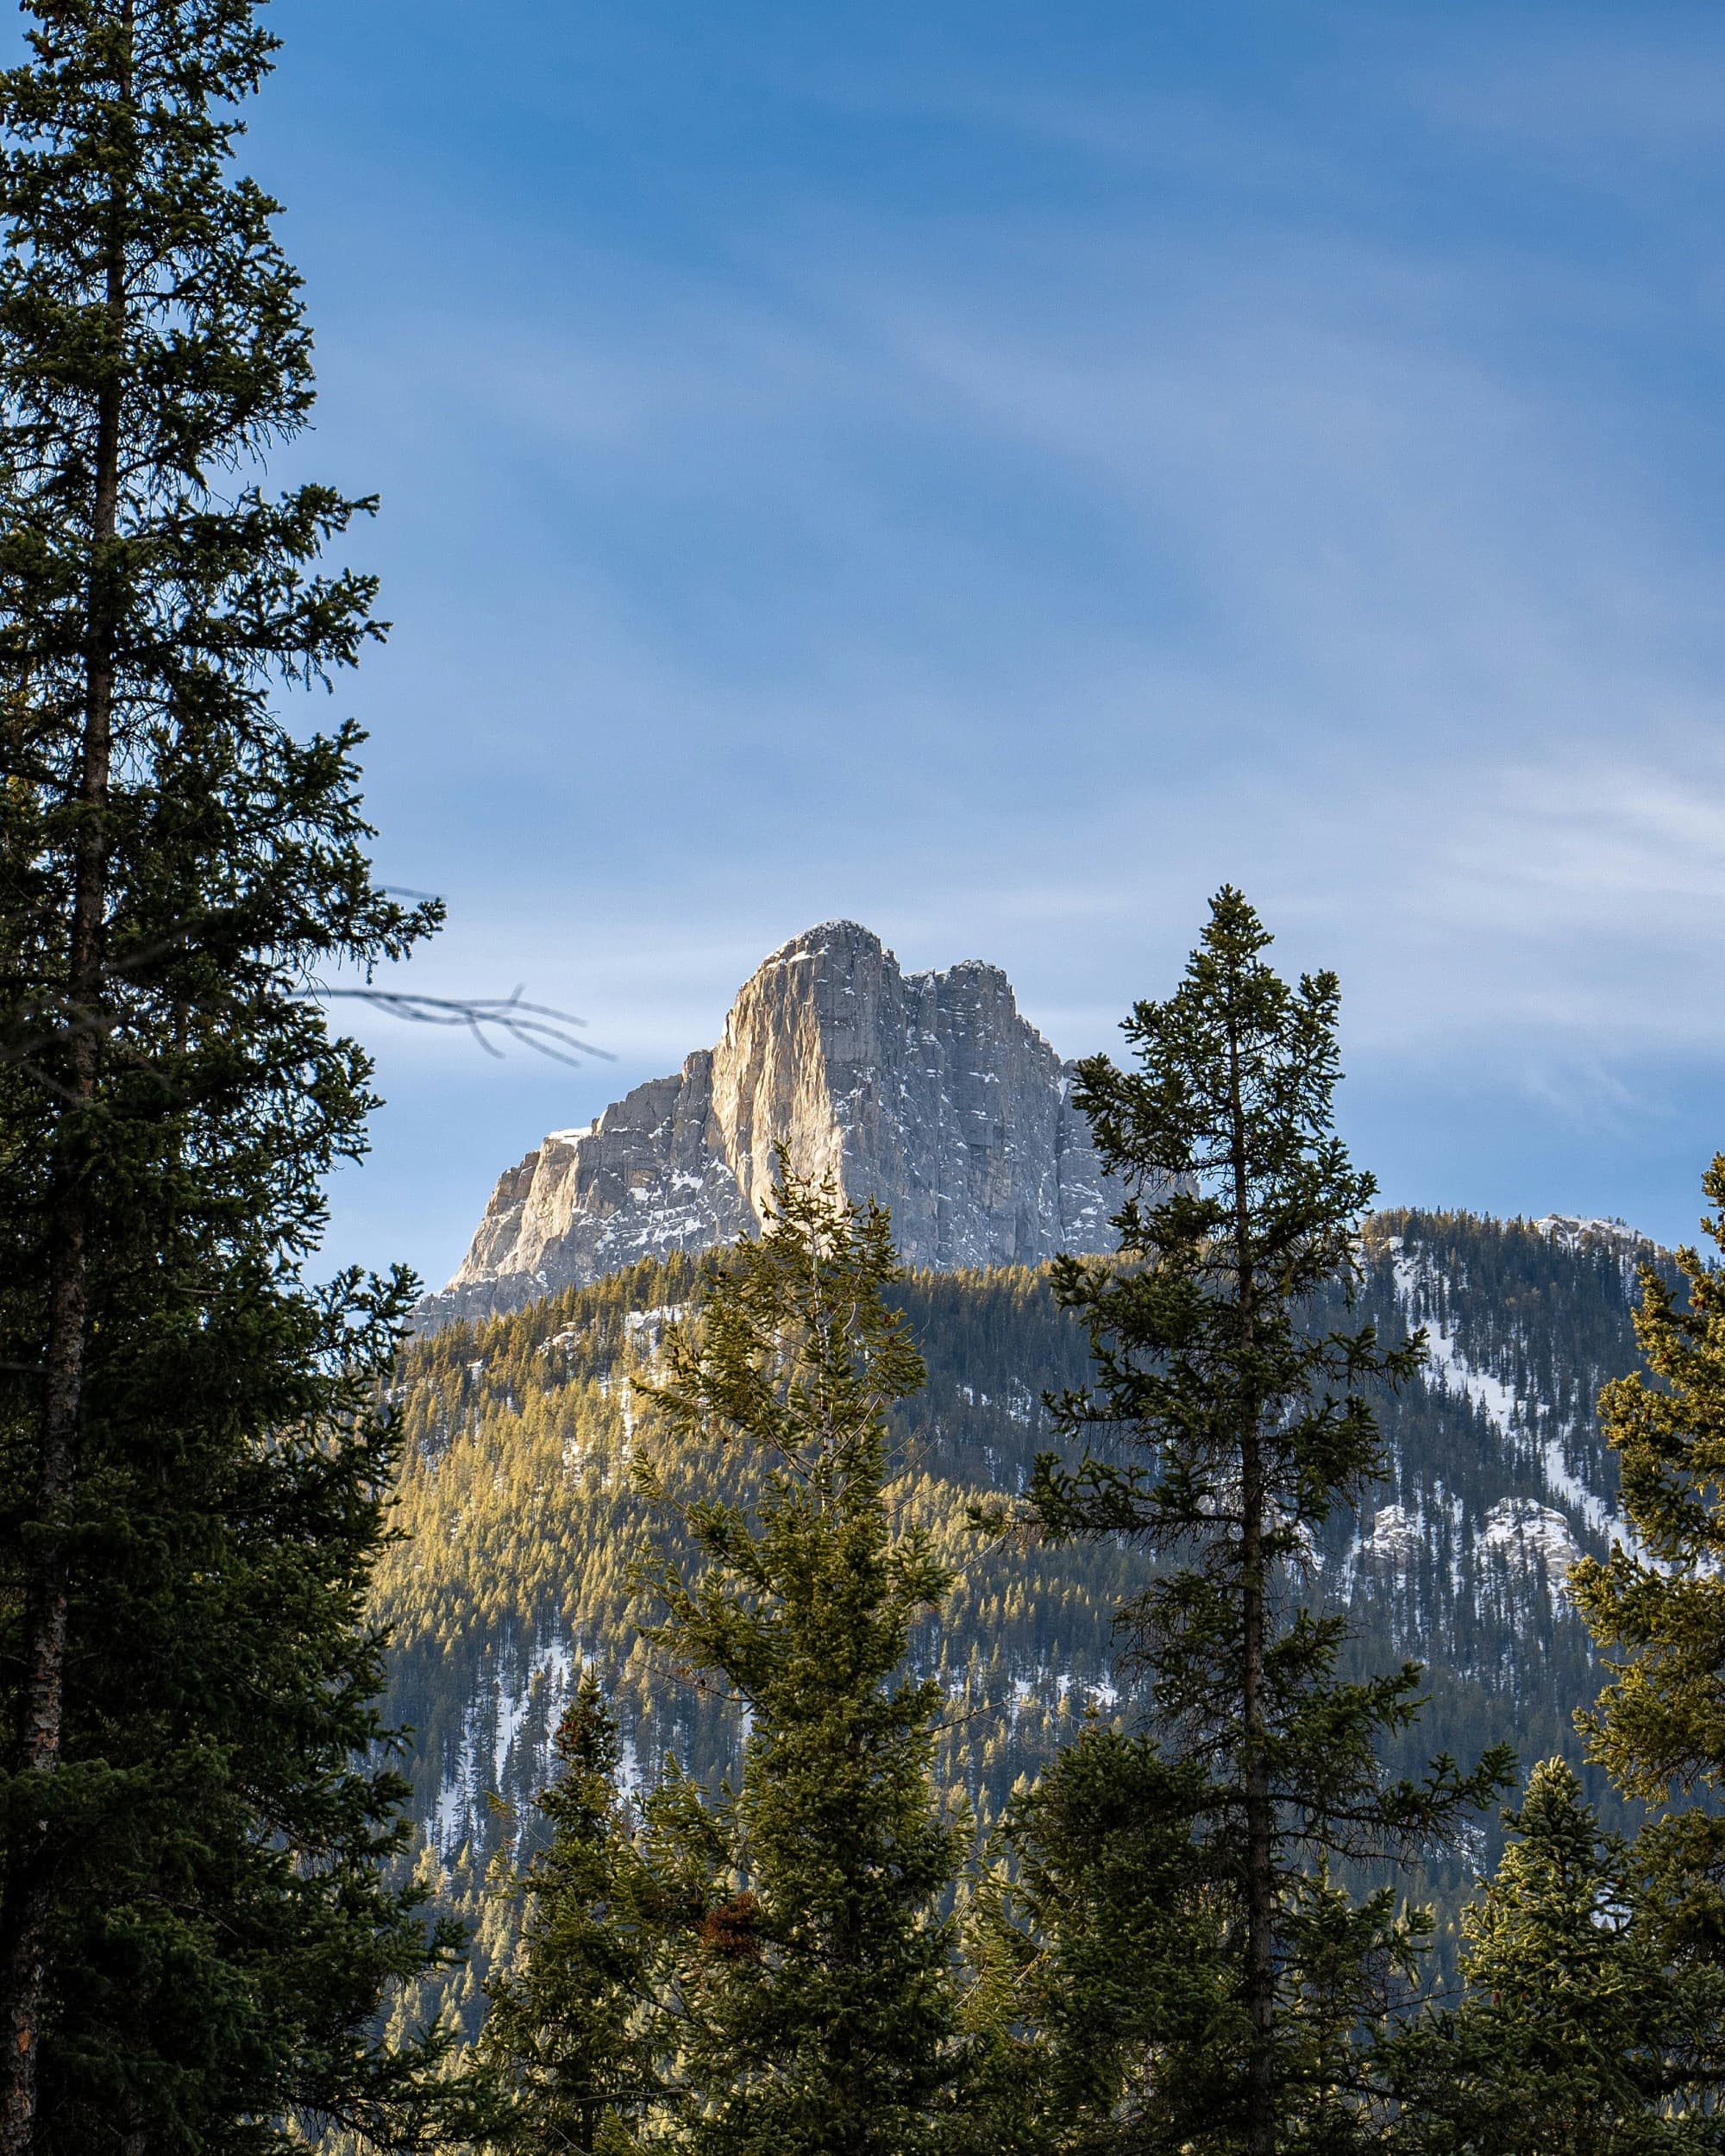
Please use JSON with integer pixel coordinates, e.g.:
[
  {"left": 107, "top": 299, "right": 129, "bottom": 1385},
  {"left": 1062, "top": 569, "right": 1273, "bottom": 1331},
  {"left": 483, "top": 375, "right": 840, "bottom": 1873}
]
[
  {"left": 0, "top": 0, "right": 452, "bottom": 2145},
  {"left": 473, "top": 1673, "right": 682, "bottom": 2153},
  {"left": 959, "top": 1723, "right": 1228, "bottom": 2154},
  {"left": 1023, "top": 890, "right": 1513, "bottom": 2151},
  {"left": 632, "top": 1170, "right": 965, "bottom": 2154},
  {"left": 1563, "top": 1155, "right": 1725, "bottom": 2123},
  {"left": 376, "top": 1210, "right": 1645, "bottom": 2041},
  {"left": 1571, "top": 1159, "right": 1725, "bottom": 1880},
  {"left": 1386, "top": 1759, "right": 1716, "bottom": 2155}
]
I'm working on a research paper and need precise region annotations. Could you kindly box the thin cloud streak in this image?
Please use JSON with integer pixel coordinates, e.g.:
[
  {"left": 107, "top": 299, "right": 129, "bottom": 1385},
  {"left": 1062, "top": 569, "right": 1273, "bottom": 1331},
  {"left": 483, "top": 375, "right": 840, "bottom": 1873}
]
[
  {"left": 339, "top": 210, "right": 1725, "bottom": 1085},
  {"left": 163, "top": 0, "right": 1725, "bottom": 1269}
]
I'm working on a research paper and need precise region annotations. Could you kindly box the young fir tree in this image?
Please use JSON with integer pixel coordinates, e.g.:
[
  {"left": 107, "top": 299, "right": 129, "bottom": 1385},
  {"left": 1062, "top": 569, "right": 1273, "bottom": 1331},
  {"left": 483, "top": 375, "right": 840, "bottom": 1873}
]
[
  {"left": 957, "top": 1722, "right": 1230, "bottom": 2155},
  {"left": 1386, "top": 1758, "right": 1709, "bottom": 2156},
  {"left": 1564, "top": 1153, "right": 1725, "bottom": 2119},
  {"left": 1022, "top": 888, "right": 1513, "bottom": 2155},
  {"left": 473, "top": 1671, "right": 685, "bottom": 2153},
  {"left": 0, "top": 2, "right": 453, "bottom": 2147},
  {"left": 631, "top": 1169, "right": 964, "bottom": 2156}
]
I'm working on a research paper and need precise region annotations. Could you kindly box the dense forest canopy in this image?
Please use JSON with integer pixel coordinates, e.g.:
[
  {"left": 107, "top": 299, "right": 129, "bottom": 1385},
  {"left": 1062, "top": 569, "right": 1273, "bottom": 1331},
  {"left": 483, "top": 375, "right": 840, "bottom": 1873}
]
[{"left": 369, "top": 1207, "right": 1657, "bottom": 2052}]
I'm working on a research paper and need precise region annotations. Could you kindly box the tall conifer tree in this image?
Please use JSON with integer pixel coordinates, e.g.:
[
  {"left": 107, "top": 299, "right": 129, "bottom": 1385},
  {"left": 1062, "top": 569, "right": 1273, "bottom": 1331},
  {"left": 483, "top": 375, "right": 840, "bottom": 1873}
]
[
  {"left": 1386, "top": 1758, "right": 1706, "bottom": 2156},
  {"left": 473, "top": 1672, "right": 684, "bottom": 2153},
  {"left": 0, "top": 1, "right": 451, "bottom": 2146},
  {"left": 1566, "top": 1153, "right": 1725, "bottom": 2117},
  {"left": 1024, "top": 889, "right": 1511, "bottom": 2153},
  {"left": 633, "top": 1170, "right": 964, "bottom": 2156}
]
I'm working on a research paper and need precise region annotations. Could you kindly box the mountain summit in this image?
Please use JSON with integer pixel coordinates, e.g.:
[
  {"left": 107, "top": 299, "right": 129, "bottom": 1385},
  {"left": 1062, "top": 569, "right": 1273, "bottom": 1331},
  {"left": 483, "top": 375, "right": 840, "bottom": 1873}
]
[{"left": 417, "top": 921, "right": 1120, "bottom": 1328}]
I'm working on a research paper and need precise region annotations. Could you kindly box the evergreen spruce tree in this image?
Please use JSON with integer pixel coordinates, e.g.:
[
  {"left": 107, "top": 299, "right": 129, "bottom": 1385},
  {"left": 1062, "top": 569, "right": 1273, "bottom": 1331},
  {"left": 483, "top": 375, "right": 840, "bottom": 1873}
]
[
  {"left": 957, "top": 1722, "right": 1228, "bottom": 2155},
  {"left": 474, "top": 1672, "right": 684, "bottom": 2153},
  {"left": 1386, "top": 1758, "right": 1707, "bottom": 2156},
  {"left": 1023, "top": 888, "right": 1512, "bottom": 2154},
  {"left": 1565, "top": 1153, "right": 1725, "bottom": 2119},
  {"left": 632, "top": 1169, "right": 964, "bottom": 2156},
  {"left": 0, "top": 1, "right": 453, "bottom": 2145}
]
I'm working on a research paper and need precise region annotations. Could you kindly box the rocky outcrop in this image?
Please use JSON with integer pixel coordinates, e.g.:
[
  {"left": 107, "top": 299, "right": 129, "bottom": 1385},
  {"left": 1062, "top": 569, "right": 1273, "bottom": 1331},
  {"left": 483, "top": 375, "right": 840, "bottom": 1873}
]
[{"left": 417, "top": 920, "right": 1120, "bottom": 1328}]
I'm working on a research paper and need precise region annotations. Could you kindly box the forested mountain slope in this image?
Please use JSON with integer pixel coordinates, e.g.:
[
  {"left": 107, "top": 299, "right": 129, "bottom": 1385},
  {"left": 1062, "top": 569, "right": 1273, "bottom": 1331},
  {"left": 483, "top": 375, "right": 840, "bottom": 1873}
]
[{"left": 374, "top": 1208, "right": 1671, "bottom": 2034}]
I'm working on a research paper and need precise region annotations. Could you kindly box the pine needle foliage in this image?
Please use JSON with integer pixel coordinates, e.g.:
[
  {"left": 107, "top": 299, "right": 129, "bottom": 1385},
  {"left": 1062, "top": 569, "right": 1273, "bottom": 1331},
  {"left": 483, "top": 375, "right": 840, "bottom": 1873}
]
[
  {"left": 1565, "top": 1153, "right": 1725, "bottom": 2117},
  {"left": 957, "top": 1721, "right": 1230, "bottom": 2155},
  {"left": 1572, "top": 1156, "right": 1725, "bottom": 1862},
  {"left": 0, "top": 0, "right": 452, "bottom": 2146},
  {"left": 1386, "top": 1759, "right": 1714, "bottom": 2155},
  {"left": 631, "top": 1169, "right": 967, "bottom": 2156},
  {"left": 471, "top": 1671, "right": 685, "bottom": 2154},
  {"left": 1023, "top": 888, "right": 1514, "bottom": 2154}
]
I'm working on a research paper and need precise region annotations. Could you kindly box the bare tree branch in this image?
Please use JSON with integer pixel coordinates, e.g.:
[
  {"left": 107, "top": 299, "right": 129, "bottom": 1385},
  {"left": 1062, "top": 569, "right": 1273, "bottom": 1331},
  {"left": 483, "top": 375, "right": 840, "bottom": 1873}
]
[
  {"left": 3, "top": 976, "right": 613, "bottom": 1074},
  {"left": 304, "top": 986, "right": 614, "bottom": 1066}
]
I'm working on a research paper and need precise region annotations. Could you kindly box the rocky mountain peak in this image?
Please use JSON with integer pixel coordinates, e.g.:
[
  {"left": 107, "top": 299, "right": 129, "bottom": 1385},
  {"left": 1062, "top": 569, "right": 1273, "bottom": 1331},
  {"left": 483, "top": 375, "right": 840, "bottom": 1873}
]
[{"left": 416, "top": 921, "right": 1119, "bottom": 1329}]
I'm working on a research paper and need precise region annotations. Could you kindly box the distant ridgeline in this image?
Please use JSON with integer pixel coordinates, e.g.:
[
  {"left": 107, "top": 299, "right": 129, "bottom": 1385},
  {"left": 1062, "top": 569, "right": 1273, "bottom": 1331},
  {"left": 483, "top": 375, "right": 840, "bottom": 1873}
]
[{"left": 371, "top": 1206, "right": 1672, "bottom": 2042}]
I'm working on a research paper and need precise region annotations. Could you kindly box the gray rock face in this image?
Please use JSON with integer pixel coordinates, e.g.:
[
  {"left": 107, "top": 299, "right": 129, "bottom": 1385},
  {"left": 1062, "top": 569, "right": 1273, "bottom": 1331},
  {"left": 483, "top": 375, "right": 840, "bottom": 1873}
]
[{"left": 416, "top": 920, "right": 1120, "bottom": 1328}]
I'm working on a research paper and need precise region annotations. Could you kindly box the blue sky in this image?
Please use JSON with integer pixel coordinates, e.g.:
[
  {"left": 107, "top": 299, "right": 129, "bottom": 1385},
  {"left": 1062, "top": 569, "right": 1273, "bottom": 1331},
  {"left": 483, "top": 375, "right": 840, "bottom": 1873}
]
[{"left": 100, "top": 2, "right": 1725, "bottom": 1279}]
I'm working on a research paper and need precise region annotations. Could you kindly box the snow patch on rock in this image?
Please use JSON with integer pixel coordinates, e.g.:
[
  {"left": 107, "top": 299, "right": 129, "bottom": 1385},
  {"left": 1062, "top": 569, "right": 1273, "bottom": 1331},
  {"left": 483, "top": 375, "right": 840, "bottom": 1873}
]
[{"left": 1480, "top": 1497, "right": 1580, "bottom": 1578}]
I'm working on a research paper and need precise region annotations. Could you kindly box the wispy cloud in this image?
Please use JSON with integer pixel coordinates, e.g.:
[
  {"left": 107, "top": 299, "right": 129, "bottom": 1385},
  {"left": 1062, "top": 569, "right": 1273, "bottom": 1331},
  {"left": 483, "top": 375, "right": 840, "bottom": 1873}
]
[
  {"left": 246, "top": 1, "right": 1725, "bottom": 1269},
  {"left": 1410, "top": 26, "right": 1725, "bottom": 172}
]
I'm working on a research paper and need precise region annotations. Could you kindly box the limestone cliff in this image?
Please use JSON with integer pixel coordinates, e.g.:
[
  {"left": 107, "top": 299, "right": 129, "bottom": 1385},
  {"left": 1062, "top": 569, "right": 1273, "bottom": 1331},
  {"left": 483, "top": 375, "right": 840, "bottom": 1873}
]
[{"left": 417, "top": 920, "right": 1120, "bottom": 1327}]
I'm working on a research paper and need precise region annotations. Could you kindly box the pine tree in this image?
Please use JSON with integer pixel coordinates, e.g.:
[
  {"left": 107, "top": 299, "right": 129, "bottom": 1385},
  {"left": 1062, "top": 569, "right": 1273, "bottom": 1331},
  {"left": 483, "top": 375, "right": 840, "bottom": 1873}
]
[
  {"left": 957, "top": 1722, "right": 1228, "bottom": 2155},
  {"left": 1023, "top": 888, "right": 1513, "bottom": 2153},
  {"left": 0, "top": 1, "right": 452, "bottom": 2145},
  {"left": 1386, "top": 1758, "right": 1707, "bottom": 2156},
  {"left": 474, "top": 1672, "right": 684, "bottom": 2153},
  {"left": 632, "top": 1169, "right": 965, "bottom": 2156},
  {"left": 1565, "top": 1152, "right": 1725, "bottom": 2122}
]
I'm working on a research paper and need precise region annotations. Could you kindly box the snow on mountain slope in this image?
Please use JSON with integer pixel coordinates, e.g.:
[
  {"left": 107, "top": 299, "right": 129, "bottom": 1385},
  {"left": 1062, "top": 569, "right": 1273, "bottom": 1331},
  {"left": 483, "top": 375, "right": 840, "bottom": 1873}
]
[{"left": 375, "top": 1208, "right": 1680, "bottom": 2052}]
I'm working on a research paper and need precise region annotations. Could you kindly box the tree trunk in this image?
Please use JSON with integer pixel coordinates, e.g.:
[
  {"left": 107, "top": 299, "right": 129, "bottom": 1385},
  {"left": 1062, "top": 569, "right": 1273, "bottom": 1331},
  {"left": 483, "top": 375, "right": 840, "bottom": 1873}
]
[
  {"left": 0, "top": 93, "right": 128, "bottom": 2150},
  {"left": 1241, "top": 1426, "right": 1275, "bottom": 2156},
  {"left": 1229, "top": 1031, "right": 1276, "bottom": 2156}
]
